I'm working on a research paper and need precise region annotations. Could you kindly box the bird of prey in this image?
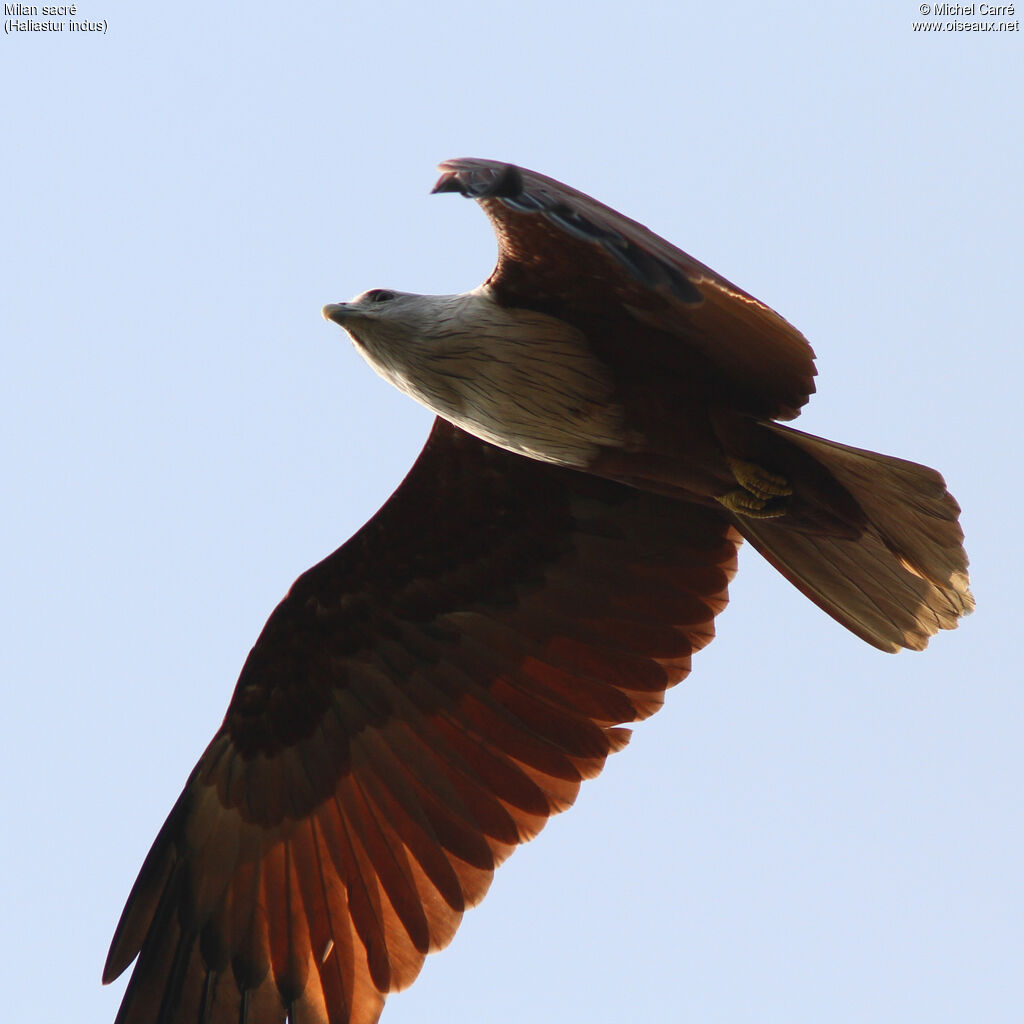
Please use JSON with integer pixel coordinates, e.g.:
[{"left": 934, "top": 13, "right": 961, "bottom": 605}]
[{"left": 104, "top": 158, "right": 972, "bottom": 1024}]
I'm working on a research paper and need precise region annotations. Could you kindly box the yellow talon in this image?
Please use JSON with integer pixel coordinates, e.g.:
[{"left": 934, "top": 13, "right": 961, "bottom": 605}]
[
  {"left": 716, "top": 488, "right": 787, "bottom": 518},
  {"left": 716, "top": 459, "right": 792, "bottom": 518},
  {"left": 726, "top": 458, "right": 792, "bottom": 500}
]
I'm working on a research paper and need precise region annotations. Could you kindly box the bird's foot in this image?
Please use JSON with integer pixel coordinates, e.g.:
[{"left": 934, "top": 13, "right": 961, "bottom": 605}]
[
  {"left": 727, "top": 458, "right": 792, "bottom": 499},
  {"left": 715, "top": 459, "right": 792, "bottom": 518}
]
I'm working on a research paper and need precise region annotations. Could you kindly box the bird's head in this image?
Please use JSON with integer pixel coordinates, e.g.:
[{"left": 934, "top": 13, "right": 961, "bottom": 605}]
[
  {"left": 322, "top": 288, "right": 464, "bottom": 351},
  {"left": 322, "top": 288, "right": 489, "bottom": 398}
]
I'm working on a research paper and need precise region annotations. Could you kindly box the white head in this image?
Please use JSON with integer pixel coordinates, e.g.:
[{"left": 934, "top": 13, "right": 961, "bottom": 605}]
[
  {"left": 322, "top": 288, "right": 470, "bottom": 381},
  {"left": 322, "top": 286, "right": 625, "bottom": 467}
]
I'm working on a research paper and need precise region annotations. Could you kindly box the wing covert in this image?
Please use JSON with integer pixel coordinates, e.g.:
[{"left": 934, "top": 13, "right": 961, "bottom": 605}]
[{"left": 105, "top": 419, "right": 740, "bottom": 1024}]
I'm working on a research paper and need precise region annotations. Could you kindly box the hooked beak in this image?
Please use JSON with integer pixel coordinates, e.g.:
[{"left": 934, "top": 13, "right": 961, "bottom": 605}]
[{"left": 322, "top": 302, "right": 354, "bottom": 325}]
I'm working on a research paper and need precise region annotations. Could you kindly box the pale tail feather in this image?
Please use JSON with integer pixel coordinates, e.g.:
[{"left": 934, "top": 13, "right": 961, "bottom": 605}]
[{"left": 735, "top": 424, "right": 973, "bottom": 652}]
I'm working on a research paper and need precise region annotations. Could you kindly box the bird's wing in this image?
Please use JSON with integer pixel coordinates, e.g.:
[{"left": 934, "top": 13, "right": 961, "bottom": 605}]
[
  {"left": 434, "top": 158, "right": 817, "bottom": 422},
  {"left": 105, "top": 419, "right": 740, "bottom": 1024}
]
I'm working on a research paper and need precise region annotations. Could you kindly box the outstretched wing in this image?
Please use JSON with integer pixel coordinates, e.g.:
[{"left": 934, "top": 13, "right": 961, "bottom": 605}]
[
  {"left": 105, "top": 419, "right": 740, "bottom": 1024},
  {"left": 433, "top": 157, "right": 817, "bottom": 422}
]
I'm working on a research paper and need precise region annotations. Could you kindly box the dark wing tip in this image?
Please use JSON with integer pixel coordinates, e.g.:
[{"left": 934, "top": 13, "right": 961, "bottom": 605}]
[{"left": 432, "top": 158, "right": 523, "bottom": 199}]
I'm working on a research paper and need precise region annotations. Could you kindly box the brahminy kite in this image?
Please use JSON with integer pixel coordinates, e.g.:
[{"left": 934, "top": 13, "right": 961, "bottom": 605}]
[{"left": 104, "top": 158, "right": 972, "bottom": 1024}]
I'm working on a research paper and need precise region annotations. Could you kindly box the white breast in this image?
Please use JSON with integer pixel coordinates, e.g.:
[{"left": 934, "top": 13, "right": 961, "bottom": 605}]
[{"left": 357, "top": 289, "right": 628, "bottom": 468}]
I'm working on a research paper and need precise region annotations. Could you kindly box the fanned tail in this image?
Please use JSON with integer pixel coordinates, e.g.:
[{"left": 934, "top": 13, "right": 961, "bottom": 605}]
[{"left": 734, "top": 424, "right": 973, "bottom": 652}]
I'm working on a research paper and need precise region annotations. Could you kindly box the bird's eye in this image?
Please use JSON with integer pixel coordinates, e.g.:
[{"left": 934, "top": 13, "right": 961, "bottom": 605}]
[{"left": 365, "top": 289, "right": 396, "bottom": 304}]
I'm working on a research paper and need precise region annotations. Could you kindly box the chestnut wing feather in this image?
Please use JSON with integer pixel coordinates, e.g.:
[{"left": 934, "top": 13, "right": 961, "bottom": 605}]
[
  {"left": 434, "top": 157, "right": 817, "bottom": 421},
  {"left": 105, "top": 419, "right": 740, "bottom": 1024}
]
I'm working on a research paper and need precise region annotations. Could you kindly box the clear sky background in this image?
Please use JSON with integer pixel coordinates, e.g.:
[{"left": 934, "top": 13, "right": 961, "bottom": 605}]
[{"left": 3, "top": 2, "right": 1021, "bottom": 1022}]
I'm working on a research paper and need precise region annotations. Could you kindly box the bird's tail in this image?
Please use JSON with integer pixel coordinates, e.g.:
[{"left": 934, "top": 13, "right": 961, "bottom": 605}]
[{"left": 731, "top": 423, "right": 973, "bottom": 652}]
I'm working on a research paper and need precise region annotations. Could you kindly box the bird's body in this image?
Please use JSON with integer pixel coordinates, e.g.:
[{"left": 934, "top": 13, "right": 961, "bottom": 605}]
[{"left": 105, "top": 159, "right": 972, "bottom": 1024}]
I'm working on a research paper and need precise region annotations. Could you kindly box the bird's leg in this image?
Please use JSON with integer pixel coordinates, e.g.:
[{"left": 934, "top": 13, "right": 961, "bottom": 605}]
[
  {"left": 728, "top": 458, "right": 792, "bottom": 499},
  {"left": 715, "top": 458, "right": 792, "bottom": 518}
]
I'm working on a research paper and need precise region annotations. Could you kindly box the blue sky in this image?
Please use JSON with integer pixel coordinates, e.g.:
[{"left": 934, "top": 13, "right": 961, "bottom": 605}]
[{"left": 3, "top": 2, "right": 1021, "bottom": 1021}]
